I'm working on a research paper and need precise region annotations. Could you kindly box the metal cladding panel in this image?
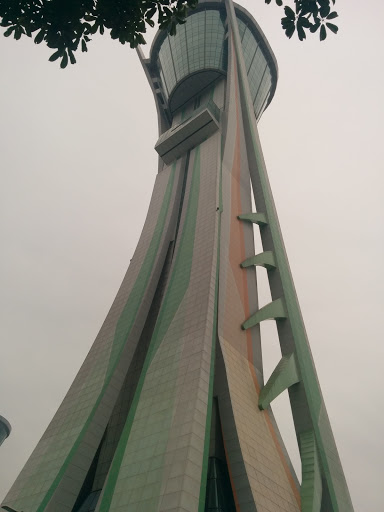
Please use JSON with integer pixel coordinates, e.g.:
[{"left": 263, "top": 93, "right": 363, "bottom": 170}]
[
  {"left": 225, "top": 0, "right": 355, "bottom": 510},
  {"left": 216, "top": 29, "right": 301, "bottom": 512},
  {"left": 96, "top": 134, "right": 221, "bottom": 512},
  {"left": 2, "top": 2, "right": 354, "bottom": 512},
  {"left": 1, "top": 163, "right": 183, "bottom": 512},
  {"left": 155, "top": 107, "right": 220, "bottom": 165}
]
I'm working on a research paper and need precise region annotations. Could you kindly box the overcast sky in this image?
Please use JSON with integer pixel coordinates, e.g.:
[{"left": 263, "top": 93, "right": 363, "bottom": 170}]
[{"left": 0, "top": 1, "right": 383, "bottom": 510}]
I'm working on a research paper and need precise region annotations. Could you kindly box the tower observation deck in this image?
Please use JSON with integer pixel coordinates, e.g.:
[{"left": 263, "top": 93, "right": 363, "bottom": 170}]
[{"left": 2, "top": 1, "right": 353, "bottom": 512}]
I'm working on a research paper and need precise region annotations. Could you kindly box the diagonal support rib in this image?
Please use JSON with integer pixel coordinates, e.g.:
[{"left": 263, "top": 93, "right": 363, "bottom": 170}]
[
  {"left": 258, "top": 353, "right": 300, "bottom": 410},
  {"left": 237, "top": 212, "right": 268, "bottom": 226},
  {"left": 241, "top": 298, "right": 286, "bottom": 330},
  {"left": 241, "top": 251, "right": 276, "bottom": 270},
  {"left": 300, "top": 430, "right": 322, "bottom": 512}
]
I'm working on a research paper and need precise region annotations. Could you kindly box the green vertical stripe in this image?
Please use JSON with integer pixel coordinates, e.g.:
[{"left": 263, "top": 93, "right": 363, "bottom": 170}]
[
  {"left": 36, "top": 166, "right": 176, "bottom": 512},
  {"left": 105, "top": 165, "right": 176, "bottom": 380},
  {"left": 227, "top": 6, "right": 350, "bottom": 509},
  {"left": 198, "top": 136, "right": 222, "bottom": 512},
  {"left": 99, "top": 147, "right": 202, "bottom": 512}
]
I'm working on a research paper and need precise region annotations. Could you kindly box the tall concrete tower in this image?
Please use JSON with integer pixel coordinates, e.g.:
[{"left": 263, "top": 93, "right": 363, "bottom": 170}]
[{"left": 2, "top": 1, "right": 354, "bottom": 511}]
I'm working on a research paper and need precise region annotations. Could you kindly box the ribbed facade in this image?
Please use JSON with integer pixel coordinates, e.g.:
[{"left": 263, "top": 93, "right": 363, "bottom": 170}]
[{"left": 1, "top": 1, "right": 353, "bottom": 512}]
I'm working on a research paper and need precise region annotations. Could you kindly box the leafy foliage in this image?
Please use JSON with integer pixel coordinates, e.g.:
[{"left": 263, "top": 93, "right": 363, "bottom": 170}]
[
  {"left": 0, "top": 0, "right": 198, "bottom": 67},
  {"left": 278, "top": 0, "right": 338, "bottom": 41},
  {"left": 0, "top": 0, "right": 338, "bottom": 68}
]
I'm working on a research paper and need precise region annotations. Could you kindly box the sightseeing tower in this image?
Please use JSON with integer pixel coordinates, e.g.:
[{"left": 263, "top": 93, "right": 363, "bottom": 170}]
[{"left": 2, "top": 1, "right": 354, "bottom": 511}]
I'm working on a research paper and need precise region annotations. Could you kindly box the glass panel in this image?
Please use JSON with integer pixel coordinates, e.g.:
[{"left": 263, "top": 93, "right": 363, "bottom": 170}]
[
  {"left": 169, "top": 23, "right": 189, "bottom": 81},
  {"left": 254, "top": 69, "right": 272, "bottom": 115},
  {"left": 158, "top": 36, "right": 177, "bottom": 93},
  {"left": 242, "top": 27, "right": 257, "bottom": 72},
  {"left": 248, "top": 50, "right": 267, "bottom": 104},
  {"left": 156, "top": 8, "right": 227, "bottom": 99},
  {"left": 237, "top": 18, "right": 273, "bottom": 118},
  {"left": 237, "top": 18, "right": 247, "bottom": 41},
  {"left": 205, "top": 10, "right": 226, "bottom": 69},
  {"left": 186, "top": 11, "right": 206, "bottom": 73},
  {"left": 159, "top": 67, "right": 169, "bottom": 99}
]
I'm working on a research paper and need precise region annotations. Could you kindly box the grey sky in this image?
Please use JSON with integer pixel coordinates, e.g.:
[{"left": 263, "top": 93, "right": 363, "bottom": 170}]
[{"left": 0, "top": 1, "right": 383, "bottom": 510}]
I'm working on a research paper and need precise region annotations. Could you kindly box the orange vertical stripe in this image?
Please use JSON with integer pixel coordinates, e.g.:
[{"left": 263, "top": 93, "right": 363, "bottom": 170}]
[{"left": 229, "top": 37, "right": 301, "bottom": 507}]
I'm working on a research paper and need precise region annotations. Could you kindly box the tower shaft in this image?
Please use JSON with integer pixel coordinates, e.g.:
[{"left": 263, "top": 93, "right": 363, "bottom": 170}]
[{"left": 2, "top": 2, "right": 354, "bottom": 512}]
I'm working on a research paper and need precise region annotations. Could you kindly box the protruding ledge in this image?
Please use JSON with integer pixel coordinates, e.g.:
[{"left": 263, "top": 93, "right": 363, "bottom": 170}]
[
  {"left": 155, "top": 100, "right": 220, "bottom": 164},
  {"left": 241, "top": 251, "right": 276, "bottom": 270},
  {"left": 300, "top": 430, "right": 322, "bottom": 512},
  {"left": 237, "top": 212, "right": 267, "bottom": 226},
  {"left": 258, "top": 353, "right": 299, "bottom": 410},
  {"left": 241, "top": 298, "right": 286, "bottom": 330}
]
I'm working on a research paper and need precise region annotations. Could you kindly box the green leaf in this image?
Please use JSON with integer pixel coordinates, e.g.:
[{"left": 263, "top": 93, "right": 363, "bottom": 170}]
[
  {"left": 319, "top": 4, "right": 330, "bottom": 18},
  {"left": 281, "top": 17, "right": 293, "bottom": 29},
  {"left": 82, "top": 22, "right": 92, "bottom": 33},
  {"left": 284, "top": 6, "right": 296, "bottom": 20},
  {"left": 89, "top": 22, "right": 98, "bottom": 35},
  {"left": 281, "top": 17, "right": 295, "bottom": 39},
  {"left": 297, "top": 25, "right": 306, "bottom": 41},
  {"left": 310, "top": 21, "right": 320, "bottom": 33},
  {"left": 14, "top": 27, "right": 23, "bottom": 40},
  {"left": 320, "top": 24, "right": 327, "bottom": 41},
  {"left": 286, "top": 25, "right": 295, "bottom": 38},
  {"left": 275, "top": 0, "right": 283, "bottom": 6},
  {"left": 146, "top": 7, "right": 157, "bottom": 19},
  {"left": 49, "top": 50, "right": 62, "bottom": 62},
  {"left": 60, "top": 51, "right": 68, "bottom": 69},
  {"left": 34, "top": 29, "right": 45, "bottom": 44},
  {"left": 299, "top": 16, "right": 311, "bottom": 28},
  {"left": 81, "top": 39, "right": 87, "bottom": 52},
  {"left": 326, "top": 22, "right": 338, "bottom": 34},
  {"left": 3, "top": 26, "right": 15, "bottom": 37},
  {"left": 327, "top": 11, "right": 338, "bottom": 20},
  {"left": 68, "top": 48, "right": 76, "bottom": 64},
  {"left": 137, "top": 33, "right": 146, "bottom": 44}
]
